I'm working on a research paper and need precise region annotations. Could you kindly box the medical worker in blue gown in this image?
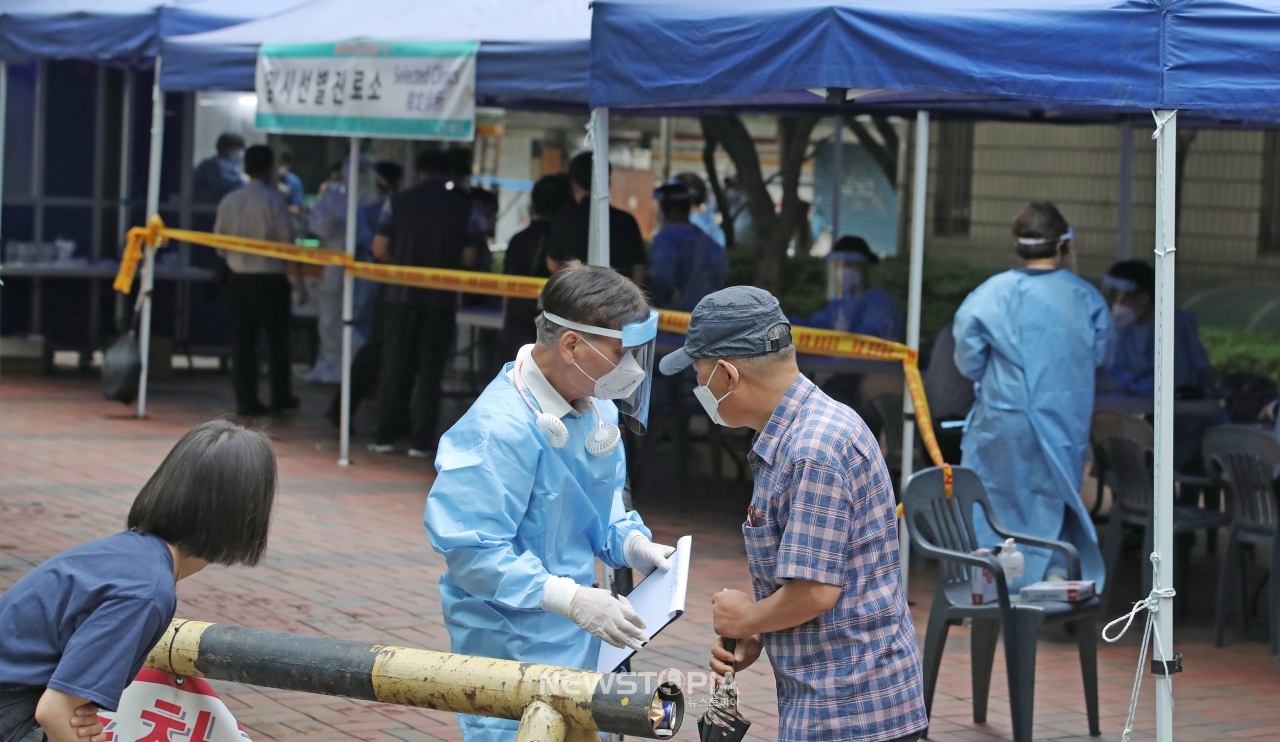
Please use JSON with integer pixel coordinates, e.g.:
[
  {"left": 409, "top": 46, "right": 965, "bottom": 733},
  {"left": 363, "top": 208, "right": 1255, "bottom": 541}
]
[
  {"left": 953, "top": 202, "right": 1113, "bottom": 587},
  {"left": 425, "top": 263, "right": 674, "bottom": 742},
  {"left": 1104, "top": 260, "right": 1223, "bottom": 471},
  {"left": 792, "top": 236, "right": 903, "bottom": 341}
]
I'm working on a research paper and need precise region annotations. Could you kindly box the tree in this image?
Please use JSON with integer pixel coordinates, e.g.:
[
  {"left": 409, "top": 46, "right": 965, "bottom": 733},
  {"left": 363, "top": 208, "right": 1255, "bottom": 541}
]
[
  {"left": 700, "top": 114, "right": 820, "bottom": 292},
  {"left": 699, "top": 113, "right": 900, "bottom": 293}
]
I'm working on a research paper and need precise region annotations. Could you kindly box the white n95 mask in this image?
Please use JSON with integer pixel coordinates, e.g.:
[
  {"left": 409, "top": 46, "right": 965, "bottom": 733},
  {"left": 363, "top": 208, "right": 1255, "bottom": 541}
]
[
  {"left": 576, "top": 339, "right": 646, "bottom": 400},
  {"left": 693, "top": 362, "right": 735, "bottom": 426}
]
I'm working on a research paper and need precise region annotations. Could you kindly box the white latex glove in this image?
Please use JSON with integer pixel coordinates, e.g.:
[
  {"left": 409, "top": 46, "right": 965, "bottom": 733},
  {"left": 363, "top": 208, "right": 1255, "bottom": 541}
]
[
  {"left": 625, "top": 531, "right": 676, "bottom": 575},
  {"left": 543, "top": 575, "right": 647, "bottom": 650}
]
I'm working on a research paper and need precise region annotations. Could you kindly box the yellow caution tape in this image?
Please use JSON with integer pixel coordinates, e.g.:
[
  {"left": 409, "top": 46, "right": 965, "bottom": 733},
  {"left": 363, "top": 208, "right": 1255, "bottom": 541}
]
[{"left": 116, "top": 216, "right": 952, "bottom": 503}]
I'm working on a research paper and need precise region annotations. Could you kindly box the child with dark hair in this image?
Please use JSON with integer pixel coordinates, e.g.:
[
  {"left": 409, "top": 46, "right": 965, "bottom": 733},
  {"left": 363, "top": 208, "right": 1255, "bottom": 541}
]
[{"left": 0, "top": 420, "right": 277, "bottom": 742}]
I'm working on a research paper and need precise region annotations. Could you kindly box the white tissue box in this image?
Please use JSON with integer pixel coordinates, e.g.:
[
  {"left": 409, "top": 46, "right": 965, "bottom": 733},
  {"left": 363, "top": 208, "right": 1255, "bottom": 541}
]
[{"left": 1019, "top": 580, "right": 1096, "bottom": 603}]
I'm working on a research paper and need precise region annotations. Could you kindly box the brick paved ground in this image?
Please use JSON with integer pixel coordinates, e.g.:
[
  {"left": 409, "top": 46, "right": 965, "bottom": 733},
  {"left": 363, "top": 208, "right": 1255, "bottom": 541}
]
[{"left": 0, "top": 370, "right": 1277, "bottom": 742}]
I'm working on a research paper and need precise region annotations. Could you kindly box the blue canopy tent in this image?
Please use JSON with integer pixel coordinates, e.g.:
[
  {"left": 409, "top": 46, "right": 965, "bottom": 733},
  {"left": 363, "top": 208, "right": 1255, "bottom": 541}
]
[
  {"left": 142, "top": 0, "right": 594, "bottom": 461},
  {"left": 0, "top": 0, "right": 312, "bottom": 395},
  {"left": 0, "top": 0, "right": 310, "bottom": 62},
  {"left": 588, "top": 2, "right": 1280, "bottom": 740},
  {"left": 589, "top": 0, "right": 1164, "bottom": 112},
  {"left": 1162, "top": 0, "right": 1280, "bottom": 111},
  {"left": 159, "top": 0, "right": 591, "bottom": 110}
]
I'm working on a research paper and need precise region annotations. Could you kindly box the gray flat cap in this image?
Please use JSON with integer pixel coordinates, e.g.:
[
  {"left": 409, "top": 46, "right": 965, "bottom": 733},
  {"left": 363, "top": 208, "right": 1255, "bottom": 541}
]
[{"left": 658, "top": 286, "right": 792, "bottom": 375}]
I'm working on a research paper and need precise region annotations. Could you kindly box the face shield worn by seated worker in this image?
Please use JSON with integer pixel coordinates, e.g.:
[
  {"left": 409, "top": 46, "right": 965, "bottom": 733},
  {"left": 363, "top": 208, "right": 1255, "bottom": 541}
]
[
  {"left": 827, "top": 250, "right": 870, "bottom": 300},
  {"left": 1102, "top": 272, "right": 1143, "bottom": 330},
  {"left": 541, "top": 309, "right": 660, "bottom": 435}
]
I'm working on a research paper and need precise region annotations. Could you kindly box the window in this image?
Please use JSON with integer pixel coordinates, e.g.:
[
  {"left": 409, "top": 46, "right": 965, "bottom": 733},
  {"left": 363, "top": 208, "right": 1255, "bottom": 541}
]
[
  {"left": 933, "top": 122, "right": 975, "bottom": 237},
  {"left": 1259, "top": 132, "right": 1280, "bottom": 254}
]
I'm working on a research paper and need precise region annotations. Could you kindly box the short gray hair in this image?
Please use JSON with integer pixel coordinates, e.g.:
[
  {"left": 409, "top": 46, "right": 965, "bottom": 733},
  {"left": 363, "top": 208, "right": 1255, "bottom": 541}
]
[
  {"left": 733, "top": 323, "right": 796, "bottom": 372},
  {"left": 535, "top": 262, "right": 651, "bottom": 347}
]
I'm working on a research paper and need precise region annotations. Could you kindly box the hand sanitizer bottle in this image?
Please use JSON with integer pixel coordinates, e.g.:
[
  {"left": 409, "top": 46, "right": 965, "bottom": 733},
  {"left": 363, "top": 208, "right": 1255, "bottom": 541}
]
[{"left": 995, "top": 538, "right": 1026, "bottom": 593}]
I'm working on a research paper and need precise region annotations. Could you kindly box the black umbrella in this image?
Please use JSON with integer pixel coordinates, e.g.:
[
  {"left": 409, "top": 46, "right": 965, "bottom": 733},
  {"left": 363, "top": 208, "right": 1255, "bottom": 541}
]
[{"left": 698, "top": 639, "right": 752, "bottom": 742}]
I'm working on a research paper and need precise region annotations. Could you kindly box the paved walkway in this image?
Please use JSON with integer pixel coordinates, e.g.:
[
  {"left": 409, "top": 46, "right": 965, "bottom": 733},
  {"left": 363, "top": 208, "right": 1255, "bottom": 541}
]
[{"left": 0, "top": 371, "right": 1276, "bottom": 742}]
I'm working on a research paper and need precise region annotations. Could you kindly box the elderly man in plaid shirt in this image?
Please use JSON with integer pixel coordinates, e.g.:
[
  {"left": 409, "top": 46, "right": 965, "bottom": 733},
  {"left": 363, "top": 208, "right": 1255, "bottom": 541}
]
[{"left": 659, "top": 286, "right": 927, "bottom": 742}]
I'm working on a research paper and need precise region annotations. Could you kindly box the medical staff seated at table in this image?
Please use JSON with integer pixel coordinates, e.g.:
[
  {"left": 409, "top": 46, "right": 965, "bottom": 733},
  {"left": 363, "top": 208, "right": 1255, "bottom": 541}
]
[
  {"left": 791, "top": 236, "right": 903, "bottom": 340},
  {"left": 1104, "top": 259, "right": 1214, "bottom": 397},
  {"left": 1103, "top": 259, "right": 1225, "bottom": 471}
]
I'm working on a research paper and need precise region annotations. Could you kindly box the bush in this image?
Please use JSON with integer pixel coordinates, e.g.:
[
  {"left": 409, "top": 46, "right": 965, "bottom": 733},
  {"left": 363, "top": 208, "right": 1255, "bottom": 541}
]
[
  {"left": 876, "top": 256, "right": 998, "bottom": 338},
  {"left": 728, "top": 247, "right": 998, "bottom": 336},
  {"left": 1200, "top": 326, "right": 1280, "bottom": 383},
  {"left": 725, "top": 247, "right": 831, "bottom": 319}
]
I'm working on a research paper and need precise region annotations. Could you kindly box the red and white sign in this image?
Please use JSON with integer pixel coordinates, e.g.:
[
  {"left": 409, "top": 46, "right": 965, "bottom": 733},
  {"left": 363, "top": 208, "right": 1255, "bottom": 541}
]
[{"left": 97, "top": 669, "right": 252, "bottom": 742}]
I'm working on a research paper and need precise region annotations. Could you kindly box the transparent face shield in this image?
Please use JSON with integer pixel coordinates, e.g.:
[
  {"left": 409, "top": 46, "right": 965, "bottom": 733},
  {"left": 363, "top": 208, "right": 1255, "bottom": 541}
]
[
  {"left": 825, "top": 251, "right": 870, "bottom": 300},
  {"left": 542, "top": 310, "right": 659, "bottom": 434}
]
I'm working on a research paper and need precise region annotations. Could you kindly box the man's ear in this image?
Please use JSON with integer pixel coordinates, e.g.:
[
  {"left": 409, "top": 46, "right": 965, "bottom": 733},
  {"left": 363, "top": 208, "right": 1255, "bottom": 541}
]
[
  {"left": 557, "top": 331, "right": 578, "bottom": 365},
  {"left": 721, "top": 360, "right": 742, "bottom": 390}
]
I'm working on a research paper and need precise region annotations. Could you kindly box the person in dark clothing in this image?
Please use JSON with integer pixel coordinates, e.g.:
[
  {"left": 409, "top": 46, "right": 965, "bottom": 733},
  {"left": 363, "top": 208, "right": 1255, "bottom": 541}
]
[
  {"left": 648, "top": 182, "right": 728, "bottom": 312},
  {"left": 545, "top": 152, "right": 648, "bottom": 283},
  {"left": 499, "top": 174, "right": 574, "bottom": 361},
  {"left": 369, "top": 150, "right": 476, "bottom": 458},
  {"left": 193, "top": 133, "right": 246, "bottom": 204},
  {"left": 448, "top": 148, "right": 500, "bottom": 311},
  {"left": 213, "top": 145, "right": 299, "bottom": 416}
]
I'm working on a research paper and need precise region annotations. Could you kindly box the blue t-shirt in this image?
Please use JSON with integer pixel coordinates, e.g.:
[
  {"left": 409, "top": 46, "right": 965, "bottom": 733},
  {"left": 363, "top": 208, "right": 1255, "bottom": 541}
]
[{"left": 0, "top": 532, "right": 177, "bottom": 711}]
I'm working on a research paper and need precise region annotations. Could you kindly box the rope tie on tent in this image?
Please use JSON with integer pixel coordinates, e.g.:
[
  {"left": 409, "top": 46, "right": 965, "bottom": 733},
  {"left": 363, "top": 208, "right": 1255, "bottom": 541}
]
[
  {"left": 1101, "top": 551, "right": 1177, "bottom": 742},
  {"left": 1150, "top": 109, "right": 1176, "bottom": 140}
]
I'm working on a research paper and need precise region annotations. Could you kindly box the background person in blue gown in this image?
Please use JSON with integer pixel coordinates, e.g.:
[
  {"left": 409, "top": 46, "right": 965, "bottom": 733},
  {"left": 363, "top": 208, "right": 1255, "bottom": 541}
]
[
  {"left": 648, "top": 182, "right": 729, "bottom": 312},
  {"left": 953, "top": 202, "right": 1113, "bottom": 586}
]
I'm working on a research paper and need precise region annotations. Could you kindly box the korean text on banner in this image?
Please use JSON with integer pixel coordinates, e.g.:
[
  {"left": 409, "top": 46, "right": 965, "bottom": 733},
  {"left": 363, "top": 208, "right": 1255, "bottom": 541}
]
[{"left": 255, "top": 40, "right": 479, "bottom": 140}]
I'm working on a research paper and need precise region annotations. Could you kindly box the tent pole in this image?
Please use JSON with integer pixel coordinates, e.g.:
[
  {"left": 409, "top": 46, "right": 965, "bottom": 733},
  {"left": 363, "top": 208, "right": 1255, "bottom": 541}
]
[
  {"left": 660, "top": 117, "right": 672, "bottom": 182},
  {"left": 116, "top": 69, "right": 135, "bottom": 332},
  {"left": 899, "top": 110, "right": 929, "bottom": 592},
  {"left": 830, "top": 116, "right": 842, "bottom": 241},
  {"left": 1151, "top": 109, "right": 1177, "bottom": 742},
  {"left": 588, "top": 108, "right": 610, "bottom": 268},
  {"left": 402, "top": 140, "right": 414, "bottom": 188},
  {"left": 138, "top": 57, "right": 165, "bottom": 419},
  {"left": 1118, "top": 118, "right": 1134, "bottom": 261},
  {"left": 338, "top": 137, "right": 359, "bottom": 466},
  {"left": 0, "top": 61, "right": 7, "bottom": 383}
]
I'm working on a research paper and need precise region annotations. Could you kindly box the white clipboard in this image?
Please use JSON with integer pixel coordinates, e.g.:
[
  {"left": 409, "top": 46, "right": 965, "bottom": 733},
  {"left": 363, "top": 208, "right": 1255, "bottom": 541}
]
[{"left": 596, "top": 535, "right": 692, "bottom": 673}]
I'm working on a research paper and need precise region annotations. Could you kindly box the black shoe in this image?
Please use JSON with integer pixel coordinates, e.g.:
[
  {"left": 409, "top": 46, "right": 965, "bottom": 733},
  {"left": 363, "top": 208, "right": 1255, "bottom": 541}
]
[
  {"left": 237, "top": 402, "right": 270, "bottom": 416},
  {"left": 271, "top": 396, "right": 301, "bottom": 415}
]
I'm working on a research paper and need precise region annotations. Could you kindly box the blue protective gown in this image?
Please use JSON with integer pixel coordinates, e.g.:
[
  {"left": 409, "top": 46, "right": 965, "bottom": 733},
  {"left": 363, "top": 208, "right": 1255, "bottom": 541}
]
[
  {"left": 1110, "top": 309, "right": 1224, "bottom": 471},
  {"left": 953, "top": 268, "right": 1113, "bottom": 587},
  {"left": 795, "top": 288, "right": 904, "bottom": 341},
  {"left": 1110, "top": 309, "right": 1214, "bottom": 396},
  {"left": 648, "top": 223, "right": 729, "bottom": 312},
  {"left": 425, "top": 363, "right": 650, "bottom": 742}
]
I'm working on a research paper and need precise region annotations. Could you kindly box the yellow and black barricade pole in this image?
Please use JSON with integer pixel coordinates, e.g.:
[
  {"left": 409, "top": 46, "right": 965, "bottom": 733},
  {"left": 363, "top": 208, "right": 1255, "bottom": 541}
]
[
  {"left": 147, "top": 619, "right": 683, "bottom": 742},
  {"left": 115, "top": 218, "right": 953, "bottom": 508}
]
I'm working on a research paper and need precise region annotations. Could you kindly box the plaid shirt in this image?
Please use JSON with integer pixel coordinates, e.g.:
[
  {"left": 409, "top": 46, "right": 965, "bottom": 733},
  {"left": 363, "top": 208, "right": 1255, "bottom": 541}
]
[{"left": 745, "top": 375, "right": 927, "bottom": 742}]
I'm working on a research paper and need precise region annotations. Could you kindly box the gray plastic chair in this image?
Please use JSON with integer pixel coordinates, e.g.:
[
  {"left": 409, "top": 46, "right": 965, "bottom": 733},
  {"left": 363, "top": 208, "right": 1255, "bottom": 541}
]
[
  {"left": 1099, "top": 415, "right": 1230, "bottom": 620},
  {"left": 1203, "top": 426, "right": 1280, "bottom": 659},
  {"left": 904, "top": 466, "right": 1101, "bottom": 742}
]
